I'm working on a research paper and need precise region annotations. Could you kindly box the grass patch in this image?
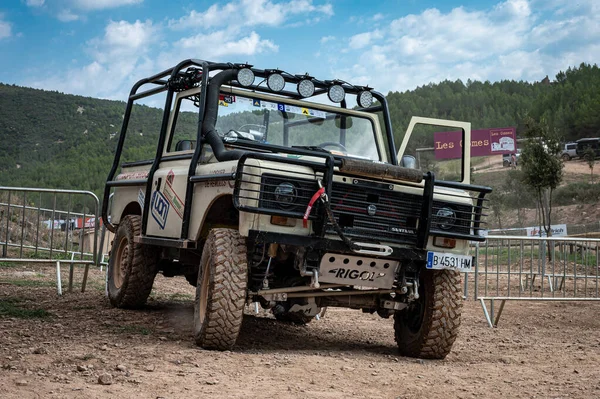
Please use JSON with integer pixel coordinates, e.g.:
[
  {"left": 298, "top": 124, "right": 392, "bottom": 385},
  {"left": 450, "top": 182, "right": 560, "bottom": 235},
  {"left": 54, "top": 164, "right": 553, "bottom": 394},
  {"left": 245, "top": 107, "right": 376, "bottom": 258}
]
[
  {"left": 0, "top": 261, "right": 25, "bottom": 268},
  {"left": 117, "top": 325, "right": 152, "bottom": 335},
  {"left": 168, "top": 292, "right": 194, "bottom": 302},
  {"left": 0, "top": 279, "right": 56, "bottom": 287},
  {"left": 483, "top": 245, "right": 599, "bottom": 267},
  {"left": 0, "top": 298, "right": 53, "bottom": 319}
]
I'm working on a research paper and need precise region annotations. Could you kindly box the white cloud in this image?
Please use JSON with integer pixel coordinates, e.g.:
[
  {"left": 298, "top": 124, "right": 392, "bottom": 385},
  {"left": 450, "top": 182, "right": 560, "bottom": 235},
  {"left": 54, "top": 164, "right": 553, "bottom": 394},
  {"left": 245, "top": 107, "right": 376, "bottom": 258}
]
[
  {"left": 332, "top": 0, "right": 600, "bottom": 93},
  {"left": 70, "top": 0, "right": 143, "bottom": 10},
  {"left": 173, "top": 31, "right": 277, "bottom": 57},
  {"left": 26, "top": 0, "right": 46, "bottom": 7},
  {"left": 349, "top": 30, "right": 382, "bottom": 49},
  {"left": 28, "top": 19, "right": 156, "bottom": 99},
  {"left": 372, "top": 13, "right": 384, "bottom": 21},
  {"left": 57, "top": 9, "right": 79, "bottom": 22},
  {"left": 169, "top": 0, "right": 333, "bottom": 30},
  {"left": 27, "top": 18, "right": 280, "bottom": 100},
  {"left": 157, "top": 31, "right": 278, "bottom": 71},
  {"left": 0, "top": 15, "right": 11, "bottom": 40},
  {"left": 320, "top": 35, "right": 335, "bottom": 44}
]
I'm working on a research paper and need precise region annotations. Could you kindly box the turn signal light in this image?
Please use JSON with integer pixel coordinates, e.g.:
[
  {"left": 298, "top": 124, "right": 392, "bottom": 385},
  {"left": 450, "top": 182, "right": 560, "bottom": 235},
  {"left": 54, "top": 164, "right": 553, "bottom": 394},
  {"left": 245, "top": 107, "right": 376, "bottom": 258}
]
[
  {"left": 433, "top": 237, "right": 456, "bottom": 249},
  {"left": 270, "top": 216, "right": 296, "bottom": 227}
]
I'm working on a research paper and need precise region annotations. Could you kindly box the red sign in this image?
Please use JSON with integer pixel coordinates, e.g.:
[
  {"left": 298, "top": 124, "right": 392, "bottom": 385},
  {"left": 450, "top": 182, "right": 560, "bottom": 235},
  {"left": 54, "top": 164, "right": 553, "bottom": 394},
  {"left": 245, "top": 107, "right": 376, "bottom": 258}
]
[{"left": 434, "top": 127, "right": 516, "bottom": 160}]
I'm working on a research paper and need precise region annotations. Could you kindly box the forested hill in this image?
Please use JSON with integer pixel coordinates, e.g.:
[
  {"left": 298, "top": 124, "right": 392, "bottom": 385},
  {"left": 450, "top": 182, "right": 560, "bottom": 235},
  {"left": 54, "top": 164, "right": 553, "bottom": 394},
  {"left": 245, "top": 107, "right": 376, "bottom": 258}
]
[
  {"left": 0, "top": 83, "right": 165, "bottom": 193},
  {"left": 1, "top": 63, "right": 599, "bottom": 196},
  {"left": 386, "top": 63, "right": 600, "bottom": 147}
]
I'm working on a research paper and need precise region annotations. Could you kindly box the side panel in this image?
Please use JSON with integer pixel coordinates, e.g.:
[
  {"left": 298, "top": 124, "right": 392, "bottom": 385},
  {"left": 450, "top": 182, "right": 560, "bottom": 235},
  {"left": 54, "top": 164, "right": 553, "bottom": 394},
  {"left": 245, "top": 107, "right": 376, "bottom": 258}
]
[{"left": 187, "top": 161, "right": 239, "bottom": 241}]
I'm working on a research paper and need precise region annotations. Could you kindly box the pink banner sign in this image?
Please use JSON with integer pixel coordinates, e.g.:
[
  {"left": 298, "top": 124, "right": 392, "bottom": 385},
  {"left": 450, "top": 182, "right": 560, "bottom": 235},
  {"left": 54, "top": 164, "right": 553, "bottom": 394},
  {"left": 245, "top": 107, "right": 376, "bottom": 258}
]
[{"left": 433, "top": 127, "right": 516, "bottom": 160}]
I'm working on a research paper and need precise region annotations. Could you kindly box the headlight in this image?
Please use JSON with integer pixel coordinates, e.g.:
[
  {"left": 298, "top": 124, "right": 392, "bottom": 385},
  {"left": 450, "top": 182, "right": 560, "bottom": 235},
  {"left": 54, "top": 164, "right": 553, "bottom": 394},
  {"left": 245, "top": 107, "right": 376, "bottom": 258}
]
[
  {"left": 327, "top": 84, "right": 345, "bottom": 103},
  {"left": 267, "top": 73, "right": 286, "bottom": 92},
  {"left": 357, "top": 90, "right": 373, "bottom": 108},
  {"left": 274, "top": 182, "right": 297, "bottom": 208},
  {"left": 297, "top": 78, "right": 315, "bottom": 97},
  {"left": 435, "top": 207, "right": 456, "bottom": 230},
  {"left": 237, "top": 68, "right": 255, "bottom": 87}
]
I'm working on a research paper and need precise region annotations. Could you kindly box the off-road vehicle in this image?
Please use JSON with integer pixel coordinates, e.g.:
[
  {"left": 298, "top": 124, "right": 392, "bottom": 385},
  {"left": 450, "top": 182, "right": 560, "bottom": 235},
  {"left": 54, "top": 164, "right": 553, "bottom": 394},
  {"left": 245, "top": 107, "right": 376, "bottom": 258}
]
[
  {"left": 560, "top": 142, "right": 578, "bottom": 161},
  {"left": 102, "top": 59, "right": 491, "bottom": 359}
]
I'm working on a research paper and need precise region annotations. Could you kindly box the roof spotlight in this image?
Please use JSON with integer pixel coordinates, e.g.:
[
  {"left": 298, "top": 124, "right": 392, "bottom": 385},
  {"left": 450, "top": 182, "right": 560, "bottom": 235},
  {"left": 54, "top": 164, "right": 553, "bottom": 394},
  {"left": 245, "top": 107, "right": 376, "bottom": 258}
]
[
  {"left": 357, "top": 90, "right": 373, "bottom": 108},
  {"left": 297, "top": 78, "right": 315, "bottom": 98},
  {"left": 267, "top": 73, "right": 286, "bottom": 92},
  {"left": 327, "top": 84, "right": 345, "bottom": 103},
  {"left": 237, "top": 68, "right": 255, "bottom": 87}
]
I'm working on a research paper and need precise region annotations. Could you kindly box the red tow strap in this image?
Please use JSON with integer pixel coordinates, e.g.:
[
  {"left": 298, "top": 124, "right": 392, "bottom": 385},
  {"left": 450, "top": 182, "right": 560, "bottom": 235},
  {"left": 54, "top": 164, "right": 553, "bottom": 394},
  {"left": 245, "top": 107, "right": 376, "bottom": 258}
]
[{"left": 303, "top": 187, "right": 325, "bottom": 228}]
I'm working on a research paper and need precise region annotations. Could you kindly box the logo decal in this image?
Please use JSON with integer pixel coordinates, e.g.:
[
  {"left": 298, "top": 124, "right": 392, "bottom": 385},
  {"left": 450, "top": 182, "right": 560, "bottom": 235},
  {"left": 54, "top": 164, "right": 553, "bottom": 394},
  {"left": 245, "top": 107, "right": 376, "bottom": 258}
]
[
  {"left": 151, "top": 191, "right": 170, "bottom": 230},
  {"left": 328, "top": 268, "right": 386, "bottom": 281},
  {"left": 137, "top": 188, "right": 145, "bottom": 209},
  {"left": 166, "top": 170, "right": 175, "bottom": 186},
  {"left": 367, "top": 204, "right": 377, "bottom": 216}
]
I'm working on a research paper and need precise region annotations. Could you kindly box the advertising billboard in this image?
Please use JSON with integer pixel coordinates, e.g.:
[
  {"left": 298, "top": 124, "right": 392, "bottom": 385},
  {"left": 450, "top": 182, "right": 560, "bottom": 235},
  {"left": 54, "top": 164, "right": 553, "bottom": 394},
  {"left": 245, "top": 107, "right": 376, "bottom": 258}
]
[{"left": 434, "top": 127, "right": 516, "bottom": 160}]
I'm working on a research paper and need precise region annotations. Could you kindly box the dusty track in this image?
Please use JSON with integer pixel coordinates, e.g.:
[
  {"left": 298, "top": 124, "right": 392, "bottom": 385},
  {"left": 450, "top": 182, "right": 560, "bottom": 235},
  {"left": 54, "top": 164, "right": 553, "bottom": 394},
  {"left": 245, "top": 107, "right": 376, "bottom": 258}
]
[{"left": 1, "top": 265, "right": 600, "bottom": 398}]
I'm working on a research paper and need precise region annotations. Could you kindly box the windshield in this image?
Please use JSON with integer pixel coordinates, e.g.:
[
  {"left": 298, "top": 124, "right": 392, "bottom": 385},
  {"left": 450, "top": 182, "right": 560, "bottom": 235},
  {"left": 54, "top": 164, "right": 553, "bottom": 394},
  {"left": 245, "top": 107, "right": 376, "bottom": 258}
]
[{"left": 210, "top": 92, "right": 381, "bottom": 161}]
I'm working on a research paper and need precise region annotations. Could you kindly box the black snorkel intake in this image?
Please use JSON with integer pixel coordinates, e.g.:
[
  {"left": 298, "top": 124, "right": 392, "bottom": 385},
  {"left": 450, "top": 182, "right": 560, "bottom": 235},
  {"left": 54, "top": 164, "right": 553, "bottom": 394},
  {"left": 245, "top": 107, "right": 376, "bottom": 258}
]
[{"left": 201, "top": 68, "right": 246, "bottom": 162}]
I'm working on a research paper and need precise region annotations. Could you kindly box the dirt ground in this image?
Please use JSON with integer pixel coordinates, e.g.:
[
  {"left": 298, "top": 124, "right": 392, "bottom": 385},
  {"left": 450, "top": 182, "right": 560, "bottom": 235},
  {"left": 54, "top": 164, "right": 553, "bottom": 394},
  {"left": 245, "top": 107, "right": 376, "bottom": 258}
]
[{"left": 2, "top": 265, "right": 600, "bottom": 399}]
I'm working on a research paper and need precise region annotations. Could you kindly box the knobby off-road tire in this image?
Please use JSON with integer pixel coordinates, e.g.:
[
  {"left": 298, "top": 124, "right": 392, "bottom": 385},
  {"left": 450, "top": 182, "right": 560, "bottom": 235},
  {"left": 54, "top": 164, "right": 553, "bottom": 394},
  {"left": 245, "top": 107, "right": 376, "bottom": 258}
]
[
  {"left": 194, "top": 228, "right": 247, "bottom": 351},
  {"left": 394, "top": 270, "right": 462, "bottom": 359},
  {"left": 107, "top": 215, "right": 159, "bottom": 308}
]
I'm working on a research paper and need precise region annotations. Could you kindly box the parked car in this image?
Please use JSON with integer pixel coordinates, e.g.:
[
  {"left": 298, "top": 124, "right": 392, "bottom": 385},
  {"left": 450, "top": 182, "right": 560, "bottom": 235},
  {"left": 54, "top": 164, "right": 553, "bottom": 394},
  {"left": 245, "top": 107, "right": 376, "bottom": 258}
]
[
  {"left": 575, "top": 137, "right": 600, "bottom": 159},
  {"left": 560, "top": 142, "right": 578, "bottom": 161},
  {"left": 502, "top": 149, "right": 521, "bottom": 167}
]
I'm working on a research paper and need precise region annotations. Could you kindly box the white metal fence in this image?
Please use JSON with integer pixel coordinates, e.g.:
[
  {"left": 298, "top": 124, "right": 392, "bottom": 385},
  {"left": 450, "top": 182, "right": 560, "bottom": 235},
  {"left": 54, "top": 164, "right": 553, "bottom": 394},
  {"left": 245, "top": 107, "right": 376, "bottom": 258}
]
[
  {"left": 0, "top": 186, "right": 100, "bottom": 294},
  {"left": 468, "top": 235, "right": 600, "bottom": 327}
]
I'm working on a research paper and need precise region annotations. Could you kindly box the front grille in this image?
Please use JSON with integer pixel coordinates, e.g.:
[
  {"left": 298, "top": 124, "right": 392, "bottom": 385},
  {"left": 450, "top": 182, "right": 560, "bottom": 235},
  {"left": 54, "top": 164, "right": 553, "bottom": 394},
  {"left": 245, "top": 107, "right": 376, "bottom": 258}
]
[{"left": 326, "top": 182, "right": 422, "bottom": 245}]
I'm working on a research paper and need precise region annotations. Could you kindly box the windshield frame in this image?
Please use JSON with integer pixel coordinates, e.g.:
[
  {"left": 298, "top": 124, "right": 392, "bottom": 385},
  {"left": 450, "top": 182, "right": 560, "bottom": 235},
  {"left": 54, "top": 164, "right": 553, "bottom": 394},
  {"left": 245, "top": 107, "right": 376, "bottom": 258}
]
[{"left": 165, "top": 85, "right": 388, "bottom": 163}]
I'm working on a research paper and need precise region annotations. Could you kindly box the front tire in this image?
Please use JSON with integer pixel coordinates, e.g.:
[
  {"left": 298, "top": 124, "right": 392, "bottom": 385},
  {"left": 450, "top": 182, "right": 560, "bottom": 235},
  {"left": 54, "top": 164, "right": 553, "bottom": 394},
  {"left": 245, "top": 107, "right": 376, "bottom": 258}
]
[
  {"left": 562, "top": 154, "right": 571, "bottom": 161},
  {"left": 394, "top": 270, "right": 462, "bottom": 359},
  {"left": 194, "top": 228, "right": 247, "bottom": 350},
  {"left": 107, "top": 215, "right": 159, "bottom": 308}
]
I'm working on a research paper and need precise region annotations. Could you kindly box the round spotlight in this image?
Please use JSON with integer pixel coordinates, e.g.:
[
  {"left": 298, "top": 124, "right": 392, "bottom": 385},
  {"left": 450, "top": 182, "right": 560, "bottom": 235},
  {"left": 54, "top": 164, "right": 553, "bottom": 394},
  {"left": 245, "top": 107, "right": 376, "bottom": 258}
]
[
  {"left": 237, "top": 68, "right": 255, "bottom": 87},
  {"left": 435, "top": 207, "right": 456, "bottom": 230},
  {"left": 357, "top": 90, "right": 373, "bottom": 108},
  {"left": 297, "top": 79, "right": 315, "bottom": 98},
  {"left": 267, "top": 73, "right": 286, "bottom": 92},
  {"left": 274, "top": 182, "right": 297, "bottom": 208},
  {"left": 327, "top": 84, "right": 345, "bottom": 103}
]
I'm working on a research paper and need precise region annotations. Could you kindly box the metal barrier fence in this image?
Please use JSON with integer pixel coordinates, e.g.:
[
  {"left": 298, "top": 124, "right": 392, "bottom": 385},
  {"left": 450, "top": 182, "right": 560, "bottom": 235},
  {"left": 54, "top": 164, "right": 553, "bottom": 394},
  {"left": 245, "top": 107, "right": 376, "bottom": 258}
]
[
  {"left": 0, "top": 186, "right": 100, "bottom": 294},
  {"left": 468, "top": 235, "right": 600, "bottom": 327}
]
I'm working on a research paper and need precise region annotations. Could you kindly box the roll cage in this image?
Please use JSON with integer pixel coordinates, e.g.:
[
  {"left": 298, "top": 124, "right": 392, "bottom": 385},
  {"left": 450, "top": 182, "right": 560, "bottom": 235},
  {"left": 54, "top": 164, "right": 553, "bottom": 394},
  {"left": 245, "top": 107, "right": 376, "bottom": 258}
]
[
  {"left": 102, "top": 60, "right": 397, "bottom": 234},
  {"left": 101, "top": 59, "right": 491, "bottom": 247}
]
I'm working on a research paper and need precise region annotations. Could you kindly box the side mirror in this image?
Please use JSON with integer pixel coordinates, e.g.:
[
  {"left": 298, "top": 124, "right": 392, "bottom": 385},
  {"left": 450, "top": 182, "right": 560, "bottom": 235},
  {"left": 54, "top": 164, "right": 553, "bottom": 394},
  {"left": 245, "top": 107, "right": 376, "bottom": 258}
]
[
  {"left": 401, "top": 155, "right": 417, "bottom": 169},
  {"left": 175, "top": 140, "right": 196, "bottom": 151}
]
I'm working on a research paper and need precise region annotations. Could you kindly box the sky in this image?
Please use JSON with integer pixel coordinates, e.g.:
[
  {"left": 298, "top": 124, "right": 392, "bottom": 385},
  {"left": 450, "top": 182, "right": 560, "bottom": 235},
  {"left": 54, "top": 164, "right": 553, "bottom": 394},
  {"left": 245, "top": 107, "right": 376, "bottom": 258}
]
[{"left": 0, "top": 0, "right": 598, "bottom": 102}]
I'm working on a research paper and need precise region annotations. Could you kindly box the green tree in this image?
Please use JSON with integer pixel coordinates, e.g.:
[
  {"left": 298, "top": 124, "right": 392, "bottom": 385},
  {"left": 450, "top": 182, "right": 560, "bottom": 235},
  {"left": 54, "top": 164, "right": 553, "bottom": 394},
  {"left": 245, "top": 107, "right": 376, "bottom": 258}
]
[
  {"left": 583, "top": 146, "right": 596, "bottom": 183},
  {"left": 519, "top": 117, "right": 564, "bottom": 237}
]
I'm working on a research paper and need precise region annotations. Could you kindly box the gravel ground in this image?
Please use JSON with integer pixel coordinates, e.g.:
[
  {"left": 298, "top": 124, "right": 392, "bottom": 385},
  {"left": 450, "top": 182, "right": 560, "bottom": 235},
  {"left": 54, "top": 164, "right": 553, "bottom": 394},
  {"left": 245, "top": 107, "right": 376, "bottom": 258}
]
[{"left": 1, "top": 264, "right": 600, "bottom": 399}]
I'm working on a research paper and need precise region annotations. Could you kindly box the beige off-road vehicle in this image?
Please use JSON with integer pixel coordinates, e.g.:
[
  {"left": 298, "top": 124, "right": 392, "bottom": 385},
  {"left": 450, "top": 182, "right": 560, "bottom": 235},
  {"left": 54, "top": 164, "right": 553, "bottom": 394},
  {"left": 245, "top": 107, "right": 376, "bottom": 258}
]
[{"left": 102, "top": 60, "right": 490, "bottom": 359}]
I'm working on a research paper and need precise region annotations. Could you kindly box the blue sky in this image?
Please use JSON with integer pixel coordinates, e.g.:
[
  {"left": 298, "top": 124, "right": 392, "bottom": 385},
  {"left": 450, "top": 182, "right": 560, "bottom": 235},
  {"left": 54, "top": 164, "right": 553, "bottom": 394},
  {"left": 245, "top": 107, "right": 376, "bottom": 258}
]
[{"left": 0, "top": 0, "right": 598, "bottom": 101}]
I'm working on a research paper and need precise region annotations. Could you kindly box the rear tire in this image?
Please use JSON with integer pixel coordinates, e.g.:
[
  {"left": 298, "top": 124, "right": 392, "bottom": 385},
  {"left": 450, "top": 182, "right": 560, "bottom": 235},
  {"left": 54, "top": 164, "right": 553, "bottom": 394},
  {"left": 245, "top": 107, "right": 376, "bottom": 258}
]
[
  {"left": 107, "top": 215, "right": 159, "bottom": 308},
  {"left": 394, "top": 270, "right": 462, "bottom": 359},
  {"left": 194, "top": 228, "right": 247, "bottom": 350}
]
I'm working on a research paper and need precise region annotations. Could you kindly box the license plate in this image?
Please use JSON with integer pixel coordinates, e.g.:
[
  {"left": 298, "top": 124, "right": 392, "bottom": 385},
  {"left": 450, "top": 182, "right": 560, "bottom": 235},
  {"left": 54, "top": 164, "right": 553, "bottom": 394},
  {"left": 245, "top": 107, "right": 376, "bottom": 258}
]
[{"left": 426, "top": 251, "right": 473, "bottom": 272}]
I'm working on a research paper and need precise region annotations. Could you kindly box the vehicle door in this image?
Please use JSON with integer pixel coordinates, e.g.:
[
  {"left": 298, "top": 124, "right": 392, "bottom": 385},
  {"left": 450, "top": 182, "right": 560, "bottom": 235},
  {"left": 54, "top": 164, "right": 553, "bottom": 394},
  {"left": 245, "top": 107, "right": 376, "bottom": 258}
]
[{"left": 145, "top": 90, "right": 199, "bottom": 238}]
